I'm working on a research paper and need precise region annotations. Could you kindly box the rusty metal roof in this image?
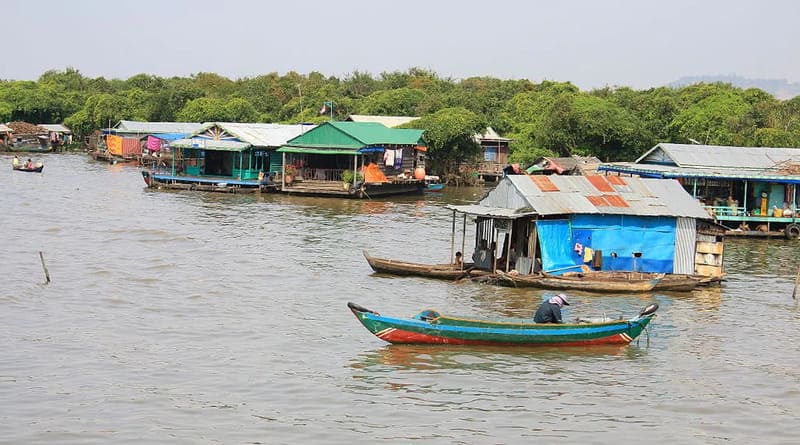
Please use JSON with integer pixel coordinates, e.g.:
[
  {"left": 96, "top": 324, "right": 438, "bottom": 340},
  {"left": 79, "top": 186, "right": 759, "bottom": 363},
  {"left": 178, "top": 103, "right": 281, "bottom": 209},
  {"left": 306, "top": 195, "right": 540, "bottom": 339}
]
[{"left": 471, "top": 175, "right": 710, "bottom": 219}]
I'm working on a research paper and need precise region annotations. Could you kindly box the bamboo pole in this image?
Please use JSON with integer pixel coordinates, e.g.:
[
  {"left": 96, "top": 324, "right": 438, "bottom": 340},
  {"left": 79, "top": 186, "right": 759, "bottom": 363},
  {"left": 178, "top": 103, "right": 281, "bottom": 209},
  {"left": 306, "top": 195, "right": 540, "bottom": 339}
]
[
  {"left": 39, "top": 251, "right": 50, "bottom": 284},
  {"left": 450, "top": 209, "right": 456, "bottom": 265},
  {"left": 792, "top": 264, "right": 800, "bottom": 300}
]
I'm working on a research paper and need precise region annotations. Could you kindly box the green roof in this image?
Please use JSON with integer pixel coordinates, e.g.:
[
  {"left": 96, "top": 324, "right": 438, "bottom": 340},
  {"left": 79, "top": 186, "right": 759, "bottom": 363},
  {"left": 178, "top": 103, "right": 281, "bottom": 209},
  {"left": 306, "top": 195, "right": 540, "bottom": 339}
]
[{"left": 283, "top": 121, "right": 424, "bottom": 149}]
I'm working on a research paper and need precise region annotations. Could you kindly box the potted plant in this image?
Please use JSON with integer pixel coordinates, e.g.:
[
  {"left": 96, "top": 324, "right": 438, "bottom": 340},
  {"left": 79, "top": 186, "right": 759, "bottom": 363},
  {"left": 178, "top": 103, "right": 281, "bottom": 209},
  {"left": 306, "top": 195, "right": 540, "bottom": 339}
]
[
  {"left": 342, "top": 170, "right": 363, "bottom": 190},
  {"left": 342, "top": 169, "right": 354, "bottom": 189}
]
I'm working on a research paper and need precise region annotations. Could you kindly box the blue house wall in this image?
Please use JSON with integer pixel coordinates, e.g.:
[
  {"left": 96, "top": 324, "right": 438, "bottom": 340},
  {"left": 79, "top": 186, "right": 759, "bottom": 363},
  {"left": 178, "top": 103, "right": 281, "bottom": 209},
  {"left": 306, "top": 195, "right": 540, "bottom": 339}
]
[{"left": 537, "top": 215, "right": 677, "bottom": 274}]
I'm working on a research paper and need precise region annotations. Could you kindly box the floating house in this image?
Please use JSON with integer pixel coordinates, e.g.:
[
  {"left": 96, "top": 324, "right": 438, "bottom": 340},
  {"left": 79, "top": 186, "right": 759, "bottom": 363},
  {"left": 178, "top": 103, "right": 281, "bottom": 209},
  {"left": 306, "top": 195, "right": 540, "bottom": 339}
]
[
  {"left": 6, "top": 121, "right": 49, "bottom": 151},
  {"left": 142, "top": 122, "right": 314, "bottom": 193},
  {"left": 598, "top": 143, "right": 800, "bottom": 239},
  {"left": 447, "top": 175, "right": 725, "bottom": 278},
  {"left": 97, "top": 120, "right": 204, "bottom": 164},
  {"left": 37, "top": 124, "right": 73, "bottom": 149},
  {"left": 0, "top": 124, "right": 12, "bottom": 146},
  {"left": 276, "top": 121, "right": 427, "bottom": 198},
  {"left": 475, "top": 127, "right": 512, "bottom": 182}
]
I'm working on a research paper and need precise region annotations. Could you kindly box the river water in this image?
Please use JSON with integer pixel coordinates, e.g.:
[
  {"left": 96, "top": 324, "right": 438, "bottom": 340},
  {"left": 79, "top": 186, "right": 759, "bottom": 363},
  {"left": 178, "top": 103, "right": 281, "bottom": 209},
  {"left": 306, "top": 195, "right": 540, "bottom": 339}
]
[{"left": 2, "top": 153, "right": 799, "bottom": 444}]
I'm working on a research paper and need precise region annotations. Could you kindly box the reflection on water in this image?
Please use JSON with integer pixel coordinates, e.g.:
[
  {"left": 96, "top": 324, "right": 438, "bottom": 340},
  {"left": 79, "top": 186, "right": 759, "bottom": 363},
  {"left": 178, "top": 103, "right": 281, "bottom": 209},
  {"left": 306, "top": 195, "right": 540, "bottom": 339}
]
[
  {"left": 351, "top": 343, "right": 642, "bottom": 372},
  {"left": 2, "top": 154, "right": 800, "bottom": 444}
]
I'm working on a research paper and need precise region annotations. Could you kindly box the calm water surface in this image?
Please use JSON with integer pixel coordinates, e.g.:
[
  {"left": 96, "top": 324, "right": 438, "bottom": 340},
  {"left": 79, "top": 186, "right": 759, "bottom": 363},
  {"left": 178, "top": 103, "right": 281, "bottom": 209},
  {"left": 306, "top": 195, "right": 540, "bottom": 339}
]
[{"left": 1, "top": 153, "right": 799, "bottom": 444}]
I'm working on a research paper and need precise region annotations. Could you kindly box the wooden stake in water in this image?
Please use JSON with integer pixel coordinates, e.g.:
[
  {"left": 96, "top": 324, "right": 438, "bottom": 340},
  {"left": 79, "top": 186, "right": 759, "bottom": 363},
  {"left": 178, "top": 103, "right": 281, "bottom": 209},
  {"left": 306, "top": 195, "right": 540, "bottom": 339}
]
[
  {"left": 39, "top": 251, "right": 51, "bottom": 285},
  {"left": 792, "top": 264, "right": 800, "bottom": 300}
]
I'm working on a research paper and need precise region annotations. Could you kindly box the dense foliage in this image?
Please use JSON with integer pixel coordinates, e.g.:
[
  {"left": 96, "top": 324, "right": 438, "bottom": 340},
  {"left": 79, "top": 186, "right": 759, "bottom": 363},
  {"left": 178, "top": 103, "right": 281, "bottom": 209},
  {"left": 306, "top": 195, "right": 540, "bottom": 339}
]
[{"left": 2, "top": 67, "right": 799, "bottom": 168}]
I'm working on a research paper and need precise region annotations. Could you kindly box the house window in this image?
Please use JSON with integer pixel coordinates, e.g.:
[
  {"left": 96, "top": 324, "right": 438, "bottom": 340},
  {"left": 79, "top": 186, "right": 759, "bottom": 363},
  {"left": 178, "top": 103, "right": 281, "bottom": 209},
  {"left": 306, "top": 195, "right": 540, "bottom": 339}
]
[{"left": 484, "top": 146, "right": 498, "bottom": 162}]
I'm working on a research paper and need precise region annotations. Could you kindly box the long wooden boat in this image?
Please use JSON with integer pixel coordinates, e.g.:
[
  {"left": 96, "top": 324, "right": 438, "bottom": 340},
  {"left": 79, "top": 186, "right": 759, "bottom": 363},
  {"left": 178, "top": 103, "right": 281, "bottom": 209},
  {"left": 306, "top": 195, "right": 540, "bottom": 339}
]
[
  {"left": 348, "top": 301, "right": 659, "bottom": 346},
  {"left": 491, "top": 271, "right": 662, "bottom": 293},
  {"left": 558, "top": 271, "right": 704, "bottom": 292},
  {"left": 12, "top": 164, "right": 44, "bottom": 173},
  {"left": 363, "top": 250, "right": 487, "bottom": 280}
]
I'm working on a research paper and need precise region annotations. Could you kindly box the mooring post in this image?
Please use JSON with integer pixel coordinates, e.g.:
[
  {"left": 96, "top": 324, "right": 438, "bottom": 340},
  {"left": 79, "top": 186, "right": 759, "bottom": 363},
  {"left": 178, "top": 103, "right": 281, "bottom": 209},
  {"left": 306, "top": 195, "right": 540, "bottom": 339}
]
[
  {"left": 39, "top": 251, "right": 51, "bottom": 285},
  {"left": 792, "top": 264, "right": 800, "bottom": 300}
]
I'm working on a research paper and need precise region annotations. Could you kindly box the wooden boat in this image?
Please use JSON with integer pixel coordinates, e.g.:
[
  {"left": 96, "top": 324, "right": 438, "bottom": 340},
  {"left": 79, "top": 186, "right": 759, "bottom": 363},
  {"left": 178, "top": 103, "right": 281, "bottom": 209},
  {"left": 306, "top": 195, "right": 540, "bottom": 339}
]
[
  {"left": 364, "top": 251, "right": 487, "bottom": 280},
  {"left": 348, "top": 301, "right": 659, "bottom": 346},
  {"left": 12, "top": 164, "right": 44, "bottom": 173},
  {"left": 425, "top": 182, "right": 445, "bottom": 192},
  {"left": 491, "top": 271, "right": 662, "bottom": 293},
  {"left": 558, "top": 271, "right": 704, "bottom": 292}
]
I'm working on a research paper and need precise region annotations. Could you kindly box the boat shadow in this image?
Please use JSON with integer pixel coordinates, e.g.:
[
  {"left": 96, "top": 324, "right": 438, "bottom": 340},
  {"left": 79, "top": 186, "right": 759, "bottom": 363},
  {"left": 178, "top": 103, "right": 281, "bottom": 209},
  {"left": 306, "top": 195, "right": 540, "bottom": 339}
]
[{"left": 350, "top": 342, "right": 651, "bottom": 372}]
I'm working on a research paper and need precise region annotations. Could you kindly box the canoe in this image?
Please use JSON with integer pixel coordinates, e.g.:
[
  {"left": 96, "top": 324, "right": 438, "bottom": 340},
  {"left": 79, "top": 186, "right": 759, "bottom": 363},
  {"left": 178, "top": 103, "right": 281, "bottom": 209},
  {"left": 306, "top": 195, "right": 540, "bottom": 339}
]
[
  {"left": 348, "top": 301, "right": 659, "bottom": 346},
  {"left": 559, "top": 271, "right": 703, "bottom": 292},
  {"left": 363, "top": 250, "right": 487, "bottom": 280},
  {"left": 425, "top": 182, "right": 445, "bottom": 192},
  {"left": 491, "top": 271, "right": 662, "bottom": 293},
  {"left": 12, "top": 164, "right": 44, "bottom": 173}
]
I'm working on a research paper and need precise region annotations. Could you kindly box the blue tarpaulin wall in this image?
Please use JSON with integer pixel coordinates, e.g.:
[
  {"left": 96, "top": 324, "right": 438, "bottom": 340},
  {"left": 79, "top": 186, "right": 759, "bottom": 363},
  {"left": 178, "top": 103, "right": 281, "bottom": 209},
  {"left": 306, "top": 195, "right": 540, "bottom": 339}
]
[{"left": 537, "top": 215, "right": 677, "bottom": 275}]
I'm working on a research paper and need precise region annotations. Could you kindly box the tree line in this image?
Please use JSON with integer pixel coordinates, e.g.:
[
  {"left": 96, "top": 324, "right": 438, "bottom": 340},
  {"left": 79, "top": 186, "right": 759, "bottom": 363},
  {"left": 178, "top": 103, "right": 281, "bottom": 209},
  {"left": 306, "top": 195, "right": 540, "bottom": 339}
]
[{"left": 2, "top": 67, "right": 799, "bottom": 175}]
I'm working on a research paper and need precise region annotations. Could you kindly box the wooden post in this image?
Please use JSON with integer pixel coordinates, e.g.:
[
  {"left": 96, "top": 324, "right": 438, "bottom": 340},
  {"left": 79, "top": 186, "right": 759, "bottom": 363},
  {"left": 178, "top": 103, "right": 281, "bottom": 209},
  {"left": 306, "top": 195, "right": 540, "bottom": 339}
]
[
  {"left": 450, "top": 209, "right": 456, "bottom": 265},
  {"left": 39, "top": 251, "right": 51, "bottom": 285},
  {"left": 461, "top": 213, "right": 467, "bottom": 269},
  {"left": 792, "top": 264, "right": 800, "bottom": 300}
]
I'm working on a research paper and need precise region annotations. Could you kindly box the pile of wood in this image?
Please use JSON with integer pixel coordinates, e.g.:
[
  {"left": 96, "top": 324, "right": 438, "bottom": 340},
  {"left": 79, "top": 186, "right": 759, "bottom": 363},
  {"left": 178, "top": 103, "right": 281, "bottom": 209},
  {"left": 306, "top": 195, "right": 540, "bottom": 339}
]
[{"left": 7, "top": 121, "right": 47, "bottom": 135}]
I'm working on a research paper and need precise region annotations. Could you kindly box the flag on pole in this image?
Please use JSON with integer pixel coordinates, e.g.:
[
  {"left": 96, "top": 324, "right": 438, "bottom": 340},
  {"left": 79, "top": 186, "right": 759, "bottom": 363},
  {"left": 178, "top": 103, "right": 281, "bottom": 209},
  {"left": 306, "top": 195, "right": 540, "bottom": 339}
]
[{"left": 320, "top": 104, "right": 327, "bottom": 115}]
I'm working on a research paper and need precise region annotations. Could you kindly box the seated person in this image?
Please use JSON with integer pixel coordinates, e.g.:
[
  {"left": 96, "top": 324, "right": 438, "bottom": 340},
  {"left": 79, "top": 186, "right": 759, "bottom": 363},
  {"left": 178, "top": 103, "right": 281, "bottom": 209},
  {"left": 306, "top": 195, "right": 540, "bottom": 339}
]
[{"left": 533, "top": 294, "right": 570, "bottom": 323}]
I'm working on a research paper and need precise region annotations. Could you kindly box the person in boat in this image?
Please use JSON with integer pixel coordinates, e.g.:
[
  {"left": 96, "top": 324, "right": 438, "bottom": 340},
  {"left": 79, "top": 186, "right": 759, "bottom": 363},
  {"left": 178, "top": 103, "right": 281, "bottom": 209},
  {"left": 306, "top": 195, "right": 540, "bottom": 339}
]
[
  {"left": 533, "top": 294, "right": 570, "bottom": 323},
  {"left": 25, "top": 158, "right": 34, "bottom": 169},
  {"left": 12, "top": 155, "right": 21, "bottom": 168},
  {"left": 454, "top": 251, "right": 463, "bottom": 267}
]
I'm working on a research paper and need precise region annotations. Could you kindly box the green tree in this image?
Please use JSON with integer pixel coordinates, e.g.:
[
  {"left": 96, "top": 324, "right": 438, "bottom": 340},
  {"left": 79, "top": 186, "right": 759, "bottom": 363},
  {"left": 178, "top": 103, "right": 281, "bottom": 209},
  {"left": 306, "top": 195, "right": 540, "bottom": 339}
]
[{"left": 404, "top": 107, "right": 484, "bottom": 176}]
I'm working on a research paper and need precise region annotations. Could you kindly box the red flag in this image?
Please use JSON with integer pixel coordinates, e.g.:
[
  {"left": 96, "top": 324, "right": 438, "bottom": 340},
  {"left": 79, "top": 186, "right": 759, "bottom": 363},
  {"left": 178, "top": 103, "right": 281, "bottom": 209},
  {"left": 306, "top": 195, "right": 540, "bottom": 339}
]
[{"left": 320, "top": 104, "right": 327, "bottom": 114}]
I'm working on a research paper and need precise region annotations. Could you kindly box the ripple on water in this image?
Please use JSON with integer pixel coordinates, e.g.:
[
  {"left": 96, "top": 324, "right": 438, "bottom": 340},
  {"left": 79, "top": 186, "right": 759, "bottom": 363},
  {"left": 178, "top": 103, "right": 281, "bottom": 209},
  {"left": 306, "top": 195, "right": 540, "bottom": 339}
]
[{"left": 1, "top": 154, "right": 800, "bottom": 444}]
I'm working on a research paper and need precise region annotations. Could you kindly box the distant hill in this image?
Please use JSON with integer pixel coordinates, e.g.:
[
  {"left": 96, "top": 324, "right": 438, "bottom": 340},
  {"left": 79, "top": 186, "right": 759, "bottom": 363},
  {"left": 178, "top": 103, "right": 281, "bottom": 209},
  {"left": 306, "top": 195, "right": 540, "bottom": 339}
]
[{"left": 670, "top": 75, "right": 800, "bottom": 100}]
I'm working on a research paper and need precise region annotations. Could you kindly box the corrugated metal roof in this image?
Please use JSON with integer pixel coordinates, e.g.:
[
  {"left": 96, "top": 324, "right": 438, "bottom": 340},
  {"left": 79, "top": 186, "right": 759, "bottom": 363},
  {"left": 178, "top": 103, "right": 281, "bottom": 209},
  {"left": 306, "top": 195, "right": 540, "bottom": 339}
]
[
  {"left": 598, "top": 161, "right": 800, "bottom": 182},
  {"left": 445, "top": 204, "right": 536, "bottom": 218},
  {"left": 114, "top": 120, "right": 203, "bottom": 134},
  {"left": 37, "top": 124, "right": 71, "bottom": 133},
  {"left": 475, "top": 126, "right": 511, "bottom": 142},
  {"left": 346, "top": 115, "right": 419, "bottom": 128},
  {"left": 285, "top": 122, "right": 425, "bottom": 148},
  {"left": 636, "top": 143, "right": 800, "bottom": 169},
  {"left": 171, "top": 138, "right": 250, "bottom": 151},
  {"left": 475, "top": 175, "right": 710, "bottom": 219},
  {"left": 193, "top": 122, "right": 316, "bottom": 148}
]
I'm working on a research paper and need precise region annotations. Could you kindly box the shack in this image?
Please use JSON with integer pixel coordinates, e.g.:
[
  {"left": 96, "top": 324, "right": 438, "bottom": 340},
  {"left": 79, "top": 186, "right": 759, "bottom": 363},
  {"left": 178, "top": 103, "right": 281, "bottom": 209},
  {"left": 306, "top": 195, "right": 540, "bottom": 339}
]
[
  {"left": 37, "top": 124, "right": 73, "bottom": 149},
  {"left": 598, "top": 143, "right": 800, "bottom": 239},
  {"left": 276, "top": 121, "right": 427, "bottom": 198},
  {"left": 475, "top": 127, "right": 512, "bottom": 182},
  {"left": 447, "top": 175, "right": 725, "bottom": 278}
]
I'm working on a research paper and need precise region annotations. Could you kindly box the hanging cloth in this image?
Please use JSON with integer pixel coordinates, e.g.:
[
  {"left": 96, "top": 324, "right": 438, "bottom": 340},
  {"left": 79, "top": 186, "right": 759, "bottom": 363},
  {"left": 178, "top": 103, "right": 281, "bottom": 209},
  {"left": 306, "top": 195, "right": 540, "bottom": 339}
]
[
  {"left": 384, "top": 149, "right": 395, "bottom": 167},
  {"left": 393, "top": 149, "right": 403, "bottom": 169}
]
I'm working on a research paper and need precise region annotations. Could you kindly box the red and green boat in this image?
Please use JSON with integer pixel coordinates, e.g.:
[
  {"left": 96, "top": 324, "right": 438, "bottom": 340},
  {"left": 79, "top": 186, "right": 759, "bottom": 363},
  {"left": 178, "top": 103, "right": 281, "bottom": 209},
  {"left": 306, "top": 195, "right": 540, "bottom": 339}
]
[{"left": 348, "top": 301, "right": 658, "bottom": 347}]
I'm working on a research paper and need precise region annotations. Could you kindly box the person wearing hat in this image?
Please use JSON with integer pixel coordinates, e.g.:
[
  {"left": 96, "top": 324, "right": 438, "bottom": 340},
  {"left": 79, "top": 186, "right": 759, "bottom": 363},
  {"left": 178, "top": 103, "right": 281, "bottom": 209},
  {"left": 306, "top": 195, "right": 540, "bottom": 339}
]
[{"left": 533, "top": 293, "right": 570, "bottom": 323}]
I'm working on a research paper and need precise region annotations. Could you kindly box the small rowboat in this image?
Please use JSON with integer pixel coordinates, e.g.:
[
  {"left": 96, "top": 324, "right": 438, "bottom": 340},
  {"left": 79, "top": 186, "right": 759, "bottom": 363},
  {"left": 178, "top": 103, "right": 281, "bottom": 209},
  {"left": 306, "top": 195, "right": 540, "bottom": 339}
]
[
  {"left": 12, "top": 164, "right": 44, "bottom": 173},
  {"left": 348, "top": 302, "right": 659, "bottom": 346},
  {"left": 363, "top": 250, "right": 488, "bottom": 280}
]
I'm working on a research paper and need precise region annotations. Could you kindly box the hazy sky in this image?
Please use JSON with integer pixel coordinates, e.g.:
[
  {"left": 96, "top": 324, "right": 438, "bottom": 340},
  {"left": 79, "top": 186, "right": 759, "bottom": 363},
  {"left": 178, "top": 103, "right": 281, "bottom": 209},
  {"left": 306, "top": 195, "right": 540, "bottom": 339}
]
[{"left": 5, "top": 0, "right": 798, "bottom": 90}]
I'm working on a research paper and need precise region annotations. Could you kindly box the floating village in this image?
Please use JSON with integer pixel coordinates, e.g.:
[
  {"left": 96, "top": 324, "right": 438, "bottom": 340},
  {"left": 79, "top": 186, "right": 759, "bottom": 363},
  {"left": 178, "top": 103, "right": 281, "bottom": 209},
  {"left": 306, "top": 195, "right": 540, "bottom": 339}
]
[{"left": 6, "top": 115, "right": 800, "bottom": 345}]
